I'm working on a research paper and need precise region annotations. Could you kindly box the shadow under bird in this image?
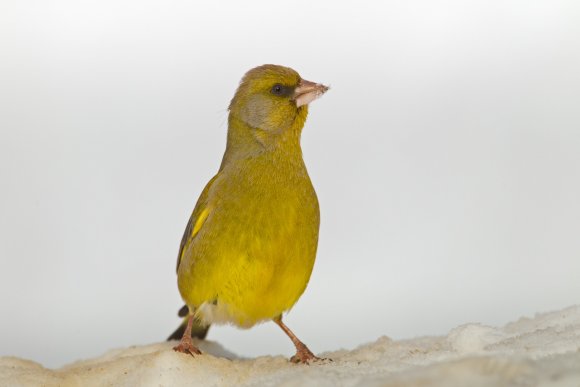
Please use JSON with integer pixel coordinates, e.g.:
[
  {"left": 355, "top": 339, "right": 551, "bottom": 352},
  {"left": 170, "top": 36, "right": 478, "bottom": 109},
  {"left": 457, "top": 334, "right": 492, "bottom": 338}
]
[{"left": 168, "top": 64, "right": 329, "bottom": 363}]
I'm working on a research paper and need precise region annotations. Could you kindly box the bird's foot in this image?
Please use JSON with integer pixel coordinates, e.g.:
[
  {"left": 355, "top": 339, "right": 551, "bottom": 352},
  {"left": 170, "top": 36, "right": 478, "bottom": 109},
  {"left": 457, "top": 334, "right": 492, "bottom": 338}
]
[
  {"left": 289, "top": 344, "right": 327, "bottom": 364},
  {"left": 172, "top": 338, "right": 202, "bottom": 357}
]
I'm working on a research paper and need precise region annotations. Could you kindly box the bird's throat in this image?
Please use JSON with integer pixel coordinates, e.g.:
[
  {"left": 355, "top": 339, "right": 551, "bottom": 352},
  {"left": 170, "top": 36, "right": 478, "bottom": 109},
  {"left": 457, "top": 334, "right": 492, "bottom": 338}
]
[{"left": 221, "top": 109, "right": 308, "bottom": 169}]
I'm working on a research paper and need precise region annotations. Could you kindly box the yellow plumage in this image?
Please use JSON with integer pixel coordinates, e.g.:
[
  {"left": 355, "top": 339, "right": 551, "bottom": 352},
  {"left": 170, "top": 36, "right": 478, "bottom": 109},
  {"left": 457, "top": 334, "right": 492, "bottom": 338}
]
[{"left": 171, "top": 64, "right": 328, "bottom": 363}]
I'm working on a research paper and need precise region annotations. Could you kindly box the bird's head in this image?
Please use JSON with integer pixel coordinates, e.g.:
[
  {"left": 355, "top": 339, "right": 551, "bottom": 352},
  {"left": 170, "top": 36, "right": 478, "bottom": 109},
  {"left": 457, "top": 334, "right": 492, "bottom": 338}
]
[{"left": 228, "top": 65, "right": 328, "bottom": 143}]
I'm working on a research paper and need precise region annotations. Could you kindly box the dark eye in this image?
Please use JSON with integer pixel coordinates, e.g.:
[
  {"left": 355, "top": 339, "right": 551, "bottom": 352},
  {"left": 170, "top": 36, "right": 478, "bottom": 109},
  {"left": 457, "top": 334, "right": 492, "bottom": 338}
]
[
  {"left": 270, "top": 83, "right": 291, "bottom": 97},
  {"left": 271, "top": 84, "right": 283, "bottom": 95}
]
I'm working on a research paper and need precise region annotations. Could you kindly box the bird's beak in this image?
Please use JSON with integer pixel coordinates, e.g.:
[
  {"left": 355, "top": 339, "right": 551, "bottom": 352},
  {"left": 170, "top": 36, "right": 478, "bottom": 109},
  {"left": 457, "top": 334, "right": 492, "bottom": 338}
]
[{"left": 293, "top": 79, "right": 329, "bottom": 107}]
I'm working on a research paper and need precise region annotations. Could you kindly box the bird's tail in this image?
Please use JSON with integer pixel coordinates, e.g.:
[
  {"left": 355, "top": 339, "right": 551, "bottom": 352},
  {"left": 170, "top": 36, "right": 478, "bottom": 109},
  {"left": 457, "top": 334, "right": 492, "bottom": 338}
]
[{"left": 167, "top": 305, "right": 210, "bottom": 341}]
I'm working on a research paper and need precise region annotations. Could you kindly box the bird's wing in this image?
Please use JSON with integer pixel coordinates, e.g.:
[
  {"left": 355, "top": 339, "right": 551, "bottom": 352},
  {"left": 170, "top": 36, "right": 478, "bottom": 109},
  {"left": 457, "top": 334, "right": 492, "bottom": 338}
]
[{"left": 176, "top": 174, "right": 219, "bottom": 272}]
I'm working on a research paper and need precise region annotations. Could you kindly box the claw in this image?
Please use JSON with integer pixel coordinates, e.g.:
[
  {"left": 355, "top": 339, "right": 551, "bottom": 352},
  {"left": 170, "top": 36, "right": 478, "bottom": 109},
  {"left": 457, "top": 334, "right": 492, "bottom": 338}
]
[
  {"left": 289, "top": 346, "right": 330, "bottom": 364},
  {"left": 172, "top": 314, "right": 202, "bottom": 357},
  {"left": 173, "top": 337, "right": 201, "bottom": 356}
]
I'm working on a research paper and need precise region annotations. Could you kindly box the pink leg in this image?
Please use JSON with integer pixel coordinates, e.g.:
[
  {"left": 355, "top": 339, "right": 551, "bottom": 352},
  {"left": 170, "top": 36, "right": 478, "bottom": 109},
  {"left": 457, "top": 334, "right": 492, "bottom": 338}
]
[
  {"left": 173, "top": 315, "right": 202, "bottom": 356},
  {"left": 274, "top": 316, "right": 321, "bottom": 364}
]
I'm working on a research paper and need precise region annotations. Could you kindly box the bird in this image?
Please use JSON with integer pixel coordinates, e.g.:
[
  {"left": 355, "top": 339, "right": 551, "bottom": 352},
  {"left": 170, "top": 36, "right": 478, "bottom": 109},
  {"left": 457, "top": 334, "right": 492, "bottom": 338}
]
[{"left": 168, "top": 64, "right": 329, "bottom": 363}]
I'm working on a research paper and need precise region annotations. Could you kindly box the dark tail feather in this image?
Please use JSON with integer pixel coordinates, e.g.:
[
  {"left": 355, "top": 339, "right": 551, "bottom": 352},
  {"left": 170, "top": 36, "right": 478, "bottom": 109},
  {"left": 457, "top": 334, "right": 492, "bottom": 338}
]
[
  {"left": 167, "top": 305, "right": 210, "bottom": 341},
  {"left": 167, "top": 320, "right": 209, "bottom": 341},
  {"left": 178, "top": 304, "right": 189, "bottom": 317}
]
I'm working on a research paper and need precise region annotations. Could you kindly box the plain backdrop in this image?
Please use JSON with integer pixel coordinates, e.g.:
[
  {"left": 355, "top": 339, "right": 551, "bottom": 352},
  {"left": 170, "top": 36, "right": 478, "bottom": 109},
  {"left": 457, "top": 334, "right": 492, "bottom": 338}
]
[{"left": 1, "top": 1, "right": 579, "bottom": 368}]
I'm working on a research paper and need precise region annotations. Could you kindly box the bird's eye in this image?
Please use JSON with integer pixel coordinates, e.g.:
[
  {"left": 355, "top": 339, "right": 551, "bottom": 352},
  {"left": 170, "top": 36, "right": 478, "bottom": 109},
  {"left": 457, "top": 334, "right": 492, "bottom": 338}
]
[
  {"left": 270, "top": 84, "right": 291, "bottom": 97},
  {"left": 271, "top": 84, "right": 283, "bottom": 95}
]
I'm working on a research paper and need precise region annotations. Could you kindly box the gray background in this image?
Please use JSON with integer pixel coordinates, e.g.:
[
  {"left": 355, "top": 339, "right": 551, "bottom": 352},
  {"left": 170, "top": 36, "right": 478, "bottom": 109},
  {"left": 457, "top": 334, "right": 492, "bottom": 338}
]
[{"left": 1, "top": 0, "right": 579, "bottom": 368}]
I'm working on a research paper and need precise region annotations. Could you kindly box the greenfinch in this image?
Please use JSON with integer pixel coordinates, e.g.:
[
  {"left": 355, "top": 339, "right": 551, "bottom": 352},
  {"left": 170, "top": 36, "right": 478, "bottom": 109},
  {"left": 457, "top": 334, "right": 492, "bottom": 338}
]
[{"left": 168, "top": 64, "right": 328, "bottom": 363}]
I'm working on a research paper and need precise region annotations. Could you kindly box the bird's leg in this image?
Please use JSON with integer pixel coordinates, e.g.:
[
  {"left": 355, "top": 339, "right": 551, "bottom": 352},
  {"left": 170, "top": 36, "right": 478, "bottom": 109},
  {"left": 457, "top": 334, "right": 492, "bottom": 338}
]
[
  {"left": 172, "top": 314, "right": 202, "bottom": 356},
  {"left": 273, "top": 316, "right": 321, "bottom": 364}
]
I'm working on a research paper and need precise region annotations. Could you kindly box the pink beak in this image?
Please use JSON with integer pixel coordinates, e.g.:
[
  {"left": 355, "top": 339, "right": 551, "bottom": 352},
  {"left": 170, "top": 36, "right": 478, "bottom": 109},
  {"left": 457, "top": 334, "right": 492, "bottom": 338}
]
[{"left": 293, "top": 79, "right": 329, "bottom": 107}]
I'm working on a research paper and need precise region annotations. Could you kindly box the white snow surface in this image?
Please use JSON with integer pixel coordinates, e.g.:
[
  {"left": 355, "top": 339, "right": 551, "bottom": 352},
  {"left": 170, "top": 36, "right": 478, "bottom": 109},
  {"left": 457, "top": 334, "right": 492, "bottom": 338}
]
[{"left": 2, "top": 306, "right": 580, "bottom": 387}]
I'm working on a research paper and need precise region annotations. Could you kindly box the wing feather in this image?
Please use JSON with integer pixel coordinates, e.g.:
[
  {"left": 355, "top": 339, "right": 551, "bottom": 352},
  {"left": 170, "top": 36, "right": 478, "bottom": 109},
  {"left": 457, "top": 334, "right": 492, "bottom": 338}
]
[{"left": 176, "top": 174, "right": 218, "bottom": 272}]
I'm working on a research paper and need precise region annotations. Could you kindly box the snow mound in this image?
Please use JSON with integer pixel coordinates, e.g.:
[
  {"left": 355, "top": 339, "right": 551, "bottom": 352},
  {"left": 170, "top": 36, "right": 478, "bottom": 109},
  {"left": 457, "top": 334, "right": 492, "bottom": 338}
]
[{"left": 2, "top": 306, "right": 580, "bottom": 387}]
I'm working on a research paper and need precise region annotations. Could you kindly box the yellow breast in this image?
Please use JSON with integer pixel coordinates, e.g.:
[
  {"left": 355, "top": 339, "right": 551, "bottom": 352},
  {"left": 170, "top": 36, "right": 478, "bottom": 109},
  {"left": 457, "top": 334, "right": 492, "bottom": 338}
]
[{"left": 177, "top": 156, "right": 320, "bottom": 327}]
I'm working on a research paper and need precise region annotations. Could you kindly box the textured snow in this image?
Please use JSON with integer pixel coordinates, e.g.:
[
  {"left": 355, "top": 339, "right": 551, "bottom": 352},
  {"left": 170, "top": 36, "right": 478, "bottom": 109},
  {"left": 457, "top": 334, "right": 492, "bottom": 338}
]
[{"left": 2, "top": 306, "right": 580, "bottom": 387}]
